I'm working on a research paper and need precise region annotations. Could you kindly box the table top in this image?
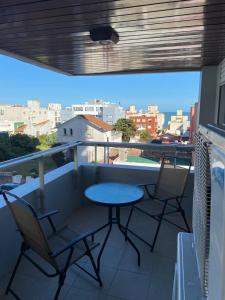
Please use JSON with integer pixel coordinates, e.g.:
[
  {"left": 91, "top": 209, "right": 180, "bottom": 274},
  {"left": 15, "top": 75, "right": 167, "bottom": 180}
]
[{"left": 84, "top": 182, "right": 144, "bottom": 206}]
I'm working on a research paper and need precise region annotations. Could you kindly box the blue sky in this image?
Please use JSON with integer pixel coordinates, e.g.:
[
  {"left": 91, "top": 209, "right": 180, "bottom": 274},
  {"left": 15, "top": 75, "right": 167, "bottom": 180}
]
[{"left": 0, "top": 55, "right": 200, "bottom": 112}]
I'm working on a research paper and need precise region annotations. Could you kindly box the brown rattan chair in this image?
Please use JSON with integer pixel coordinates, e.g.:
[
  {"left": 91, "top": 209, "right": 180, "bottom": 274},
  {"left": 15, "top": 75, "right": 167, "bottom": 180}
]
[
  {"left": 1, "top": 190, "right": 102, "bottom": 300},
  {"left": 125, "top": 157, "right": 191, "bottom": 252}
]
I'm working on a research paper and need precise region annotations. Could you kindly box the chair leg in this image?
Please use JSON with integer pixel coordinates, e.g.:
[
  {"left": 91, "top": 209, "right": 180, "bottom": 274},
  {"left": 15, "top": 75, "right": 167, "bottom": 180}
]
[
  {"left": 54, "top": 274, "right": 66, "bottom": 300},
  {"left": 151, "top": 200, "right": 168, "bottom": 252},
  {"left": 84, "top": 239, "right": 102, "bottom": 287},
  {"left": 144, "top": 185, "right": 153, "bottom": 199},
  {"left": 91, "top": 234, "right": 95, "bottom": 242},
  {"left": 175, "top": 199, "right": 191, "bottom": 232},
  {"left": 54, "top": 247, "right": 74, "bottom": 300},
  {"left": 5, "top": 251, "right": 23, "bottom": 295},
  {"left": 125, "top": 206, "right": 135, "bottom": 240}
]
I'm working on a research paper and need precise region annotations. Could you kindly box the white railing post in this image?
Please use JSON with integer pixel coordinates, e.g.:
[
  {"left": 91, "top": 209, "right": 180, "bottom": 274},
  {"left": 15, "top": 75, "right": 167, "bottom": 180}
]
[
  {"left": 73, "top": 146, "right": 78, "bottom": 172},
  {"left": 104, "top": 146, "right": 106, "bottom": 164},
  {"left": 38, "top": 157, "right": 45, "bottom": 212},
  {"left": 107, "top": 137, "right": 110, "bottom": 164},
  {"left": 94, "top": 145, "right": 97, "bottom": 165}
]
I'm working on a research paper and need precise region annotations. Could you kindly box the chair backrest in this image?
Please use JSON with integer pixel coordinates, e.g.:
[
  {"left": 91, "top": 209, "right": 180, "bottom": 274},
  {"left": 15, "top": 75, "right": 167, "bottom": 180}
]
[
  {"left": 154, "top": 157, "right": 191, "bottom": 198},
  {"left": 2, "top": 190, "right": 56, "bottom": 267}
]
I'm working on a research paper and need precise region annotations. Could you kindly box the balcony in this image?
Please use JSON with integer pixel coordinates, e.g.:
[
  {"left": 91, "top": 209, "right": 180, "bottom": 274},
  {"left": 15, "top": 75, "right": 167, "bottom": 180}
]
[{"left": 0, "top": 142, "right": 194, "bottom": 300}]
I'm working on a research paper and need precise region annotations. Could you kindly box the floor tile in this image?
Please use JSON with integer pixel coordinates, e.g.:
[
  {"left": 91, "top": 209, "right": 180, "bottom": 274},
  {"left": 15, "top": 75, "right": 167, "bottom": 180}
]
[
  {"left": 0, "top": 202, "right": 186, "bottom": 300},
  {"left": 108, "top": 270, "right": 150, "bottom": 300}
]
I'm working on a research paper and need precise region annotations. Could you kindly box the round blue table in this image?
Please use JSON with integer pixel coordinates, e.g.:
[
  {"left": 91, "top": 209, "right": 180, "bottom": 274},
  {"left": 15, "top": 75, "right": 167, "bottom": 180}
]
[{"left": 85, "top": 182, "right": 144, "bottom": 271}]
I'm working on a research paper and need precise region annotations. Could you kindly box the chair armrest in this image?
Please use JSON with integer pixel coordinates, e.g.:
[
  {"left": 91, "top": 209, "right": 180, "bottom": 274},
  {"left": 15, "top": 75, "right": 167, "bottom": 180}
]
[
  {"left": 38, "top": 210, "right": 60, "bottom": 220},
  {"left": 138, "top": 183, "right": 156, "bottom": 187},
  {"left": 52, "top": 230, "right": 95, "bottom": 258},
  {"left": 138, "top": 184, "right": 156, "bottom": 199},
  {"left": 38, "top": 210, "right": 60, "bottom": 233}
]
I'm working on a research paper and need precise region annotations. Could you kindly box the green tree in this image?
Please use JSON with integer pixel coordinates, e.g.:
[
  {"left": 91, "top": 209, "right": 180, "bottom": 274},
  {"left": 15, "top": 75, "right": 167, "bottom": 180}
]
[
  {"left": 10, "top": 134, "right": 39, "bottom": 155},
  {"left": 113, "top": 118, "right": 137, "bottom": 142},
  {"left": 140, "top": 130, "right": 151, "bottom": 140},
  {"left": 38, "top": 133, "right": 57, "bottom": 150},
  {"left": 0, "top": 133, "right": 40, "bottom": 162}
]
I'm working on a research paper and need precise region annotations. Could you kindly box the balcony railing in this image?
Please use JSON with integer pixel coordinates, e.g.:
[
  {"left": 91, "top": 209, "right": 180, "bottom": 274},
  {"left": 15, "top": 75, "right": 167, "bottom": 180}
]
[{"left": 0, "top": 141, "right": 194, "bottom": 210}]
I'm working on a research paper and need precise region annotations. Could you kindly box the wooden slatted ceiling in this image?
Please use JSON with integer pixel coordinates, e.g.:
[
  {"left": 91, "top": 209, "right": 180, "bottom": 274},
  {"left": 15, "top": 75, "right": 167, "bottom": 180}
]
[{"left": 1, "top": 0, "right": 225, "bottom": 75}]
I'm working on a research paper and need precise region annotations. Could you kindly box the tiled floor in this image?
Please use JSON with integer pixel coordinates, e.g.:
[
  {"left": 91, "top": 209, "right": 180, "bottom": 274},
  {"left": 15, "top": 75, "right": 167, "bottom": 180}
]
[{"left": 0, "top": 199, "right": 190, "bottom": 300}]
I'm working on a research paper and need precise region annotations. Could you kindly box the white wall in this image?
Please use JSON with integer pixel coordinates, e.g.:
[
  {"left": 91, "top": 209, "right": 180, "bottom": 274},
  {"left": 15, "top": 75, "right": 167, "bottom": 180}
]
[{"left": 57, "top": 116, "right": 116, "bottom": 162}]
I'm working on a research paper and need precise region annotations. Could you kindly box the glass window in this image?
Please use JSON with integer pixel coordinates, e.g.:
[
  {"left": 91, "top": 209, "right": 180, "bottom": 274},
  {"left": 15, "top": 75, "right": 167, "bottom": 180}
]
[
  {"left": 85, "top": 107, "right": 94, "bottom": 111},
  {"left": 74, "top": 106, "right": 84, "bottom": 111},
  {"left": 70, "top": 128, "right": 73, "bottom": 136},
  {"left": 63, "top": 128, "right": 67, "bottom": 135}
]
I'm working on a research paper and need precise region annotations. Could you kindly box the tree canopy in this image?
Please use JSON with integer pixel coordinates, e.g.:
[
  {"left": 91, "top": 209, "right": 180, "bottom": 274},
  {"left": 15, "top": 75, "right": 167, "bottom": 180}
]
[
  {"left": 140, "top": 130, "right": 151, "bottom": 140},
  {"left": 113, "top": 118, "right": 137, "bottom": 142},
  {"left": 38, "top": 133, "right": 57, "bottom": 150},
  {"left": 0, "top": 133, "right": 39, "bottom": 162}
]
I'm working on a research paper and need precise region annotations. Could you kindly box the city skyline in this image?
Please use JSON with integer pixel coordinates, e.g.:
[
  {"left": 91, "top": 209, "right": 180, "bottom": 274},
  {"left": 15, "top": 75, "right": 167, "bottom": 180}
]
[{"left": 0, "top": 55, "right": 200, "bottom": 112}]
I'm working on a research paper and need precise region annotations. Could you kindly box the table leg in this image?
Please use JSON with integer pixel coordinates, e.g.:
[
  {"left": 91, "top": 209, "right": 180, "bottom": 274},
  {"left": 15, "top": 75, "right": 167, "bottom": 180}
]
[
  {"left": 116, "top": 207, "right": 141, "bottom": 266},
  {"left": 97, "top": 207, "right": 113, "bottom": 272}
]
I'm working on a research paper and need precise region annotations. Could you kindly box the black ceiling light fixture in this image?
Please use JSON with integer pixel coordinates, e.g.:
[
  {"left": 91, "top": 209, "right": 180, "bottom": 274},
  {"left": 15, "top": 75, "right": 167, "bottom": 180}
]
[{"left": 90, "top": 26, "right": 119, "bottom": 45}]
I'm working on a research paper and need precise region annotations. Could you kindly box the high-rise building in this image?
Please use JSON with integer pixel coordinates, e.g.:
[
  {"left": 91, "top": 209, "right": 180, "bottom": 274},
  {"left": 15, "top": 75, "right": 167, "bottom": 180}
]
[
  {"left": 167, "top": 110, "right": 190, "bottom": 136},
  {"left": 128, "top": 115, "right": 157, "bottom": 134},
  {"left": 147, "top": 104, "right": 165, "bottom": 131},
  {"left": 126, "top": 104, "right": 164, "bottom": 133},
  {"left": 189, "top": 103, "right": 198, "bottom": 143},
  {"left": 127, "top": 105, "right": 137, "bottom": 114},
  {"left": 48, "top": 103, "right": 62, "bottom": 128}
]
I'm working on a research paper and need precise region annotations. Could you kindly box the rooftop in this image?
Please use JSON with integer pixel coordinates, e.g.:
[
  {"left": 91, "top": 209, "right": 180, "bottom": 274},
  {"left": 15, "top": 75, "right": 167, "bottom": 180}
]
[{"left": 82, "top": 115, "right": 113, "bottom": 131}]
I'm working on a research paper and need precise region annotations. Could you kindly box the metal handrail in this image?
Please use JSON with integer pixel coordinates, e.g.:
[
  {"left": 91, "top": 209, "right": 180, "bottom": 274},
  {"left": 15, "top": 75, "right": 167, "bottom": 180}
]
[
  {"left": 0, "top": 141, "right": 82, "bottom": 170},
  {"left": 82, "top": 141, "right": 194, "bottom": 152},
  {"left": 0, "top": 140, "right": 194, "bottom": 171},
  {"left": 0, "top": 140, "right": 194, "bottom": 211}
]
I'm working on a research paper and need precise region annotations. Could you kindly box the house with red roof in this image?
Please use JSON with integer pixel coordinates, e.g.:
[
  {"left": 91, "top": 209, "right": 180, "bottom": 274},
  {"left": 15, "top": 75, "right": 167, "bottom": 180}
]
[
  {"left": 57, "top": 115, "right": 121, "bottom": 163},
  {"left": 15, "top": 120, "right": 52, "bottom": 137}
]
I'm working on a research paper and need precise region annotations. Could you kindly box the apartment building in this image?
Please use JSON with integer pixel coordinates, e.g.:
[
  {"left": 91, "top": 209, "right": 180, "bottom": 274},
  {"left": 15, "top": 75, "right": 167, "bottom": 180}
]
[
  {"left": 147, "top": 104, "right": 165, "bottom": 131},
  {"left": 0, "top": 100, "right": 48, "bottom": 126},
  {"left": 0, "top": 100, "right": 63, "bottom": 135},
  {"left": 62, "top": 99, "right": 125, "bottom": 125},
  {"left": 189, "top": 103, "right": 199, "bottom": 143},
  {"left": 167, "top": 110, "right": 190, "bottom": 136},
  {"left": 47, "top": 103, "right": 62, "bottom": 128},
  {"left": 126, "top": 104, "right": 164, "bottom": 134},
  {"left": 128, "top": 115, "right": 157, "bottom": 134}
]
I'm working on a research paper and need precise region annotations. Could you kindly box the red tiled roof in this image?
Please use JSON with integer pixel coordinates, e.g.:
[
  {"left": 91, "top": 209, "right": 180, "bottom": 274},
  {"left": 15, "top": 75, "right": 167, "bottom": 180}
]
[
  {"left": 81, "top": 115, "right": 112, "bottom": 131},
  {"left": 15, "top": 124, "right": 27, "bottom": 133},
  {"left": 33, "top": 120, "right": 50, "bottom": 127}
]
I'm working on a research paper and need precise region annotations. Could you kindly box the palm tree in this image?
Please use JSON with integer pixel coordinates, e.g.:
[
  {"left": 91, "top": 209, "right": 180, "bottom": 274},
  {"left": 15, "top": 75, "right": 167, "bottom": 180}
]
[{"left": 113, "top": 118, "right": 137, "bottom": 142}]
